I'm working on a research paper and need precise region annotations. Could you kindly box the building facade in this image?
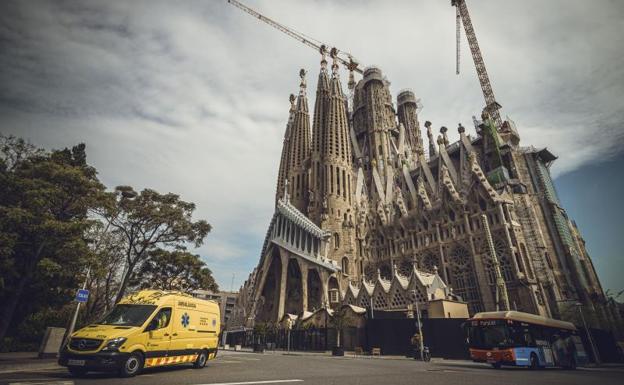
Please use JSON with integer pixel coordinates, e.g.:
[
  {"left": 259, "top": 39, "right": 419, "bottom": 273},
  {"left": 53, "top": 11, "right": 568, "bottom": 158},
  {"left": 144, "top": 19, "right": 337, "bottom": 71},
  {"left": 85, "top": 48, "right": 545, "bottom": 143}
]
[{"left": 229, "top": 56, "right": 618, "bottom": 332}]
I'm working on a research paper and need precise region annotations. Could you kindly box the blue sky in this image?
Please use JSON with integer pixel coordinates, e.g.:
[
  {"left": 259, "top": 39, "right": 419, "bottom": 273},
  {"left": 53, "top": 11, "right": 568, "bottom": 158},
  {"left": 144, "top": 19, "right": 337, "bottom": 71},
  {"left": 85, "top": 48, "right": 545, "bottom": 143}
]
[
  {"left": 555, "top": 154, "right": 624, "bottom": 296},
  {"left": 1, "top": 0, "right": 622, "bottom": 294}
]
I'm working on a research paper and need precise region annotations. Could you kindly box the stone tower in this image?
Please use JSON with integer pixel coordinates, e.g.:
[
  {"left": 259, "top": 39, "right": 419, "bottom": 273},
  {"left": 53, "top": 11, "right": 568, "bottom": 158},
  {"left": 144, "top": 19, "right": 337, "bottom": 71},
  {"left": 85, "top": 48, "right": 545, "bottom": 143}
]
[{"left": 397, "top": 89, "right": 424, "bottom": 160}]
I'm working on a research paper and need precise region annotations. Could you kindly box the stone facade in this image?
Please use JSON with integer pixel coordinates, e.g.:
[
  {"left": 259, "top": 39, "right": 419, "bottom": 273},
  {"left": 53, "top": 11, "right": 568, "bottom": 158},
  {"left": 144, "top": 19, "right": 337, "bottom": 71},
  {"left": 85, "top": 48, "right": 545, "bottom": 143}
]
[{"left": 228, "top": 58, "right": 617, "bottom": 332}]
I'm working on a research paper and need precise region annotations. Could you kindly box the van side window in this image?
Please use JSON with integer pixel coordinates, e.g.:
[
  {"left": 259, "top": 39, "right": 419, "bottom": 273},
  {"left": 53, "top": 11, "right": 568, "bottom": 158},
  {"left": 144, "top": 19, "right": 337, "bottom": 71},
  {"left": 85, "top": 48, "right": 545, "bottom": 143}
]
[{"left": 147, "top": 308, "right": 171, "bottom": 331}]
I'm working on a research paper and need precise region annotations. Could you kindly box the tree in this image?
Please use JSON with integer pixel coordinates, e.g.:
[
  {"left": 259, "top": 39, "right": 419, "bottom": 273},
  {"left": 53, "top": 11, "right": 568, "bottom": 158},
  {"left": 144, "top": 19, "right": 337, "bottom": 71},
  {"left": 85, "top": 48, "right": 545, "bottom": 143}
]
[
  {"left": 330, "top": 306, "right": 351, "bottom": 349},
  {"left": 81, "top": 222, "right": 126, "bottom": 323},
  {"left": 0, "top": 136, "right": 105, "bottom": 342},
  {"left": 102, "top": 186, "right": 212, "bottom": 302},
  {"left": 130, "top": 249, "right": 218, "bottom": 292}
]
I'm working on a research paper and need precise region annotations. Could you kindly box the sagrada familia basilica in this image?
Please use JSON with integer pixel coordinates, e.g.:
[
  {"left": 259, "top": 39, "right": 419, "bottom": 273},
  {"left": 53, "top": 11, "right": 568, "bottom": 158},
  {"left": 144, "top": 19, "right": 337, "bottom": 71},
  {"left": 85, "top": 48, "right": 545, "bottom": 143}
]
[{"left": 228, "top": 53, "right": 618, "bottom": 331}]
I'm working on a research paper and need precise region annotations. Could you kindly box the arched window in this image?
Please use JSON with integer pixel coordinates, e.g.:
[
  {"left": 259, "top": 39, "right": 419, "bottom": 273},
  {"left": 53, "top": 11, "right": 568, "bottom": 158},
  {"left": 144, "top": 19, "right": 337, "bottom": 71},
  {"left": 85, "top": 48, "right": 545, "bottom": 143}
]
[
  {"left": 334, "top": 233, "right": 340, "bottom": 249},
  {"left": 342, "top": 257, "right": 350, "bottom": 275}
]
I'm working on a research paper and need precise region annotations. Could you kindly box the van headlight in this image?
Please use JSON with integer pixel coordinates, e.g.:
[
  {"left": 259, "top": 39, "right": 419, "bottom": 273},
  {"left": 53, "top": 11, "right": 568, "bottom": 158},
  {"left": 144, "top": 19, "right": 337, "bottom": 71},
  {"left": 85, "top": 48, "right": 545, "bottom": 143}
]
[{"left": 102, "top": 337, "right": 127, "bottom": 351}]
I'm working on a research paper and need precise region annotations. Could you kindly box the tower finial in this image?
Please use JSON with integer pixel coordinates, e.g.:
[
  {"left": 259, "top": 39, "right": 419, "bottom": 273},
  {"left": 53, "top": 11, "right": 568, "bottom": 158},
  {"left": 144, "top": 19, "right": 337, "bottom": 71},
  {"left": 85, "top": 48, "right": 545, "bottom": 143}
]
[
  {"left": 289, "top": 93, "right": 296, "bottom": 111},
  {"left": 320, "top": 44, "right": 327, "bottom": 70},
  {"left": 299, "top": 68, "right": 307, "bottom": 95},
  {"left": 330, "top": 47, "right": 339, "bottom": 76}
]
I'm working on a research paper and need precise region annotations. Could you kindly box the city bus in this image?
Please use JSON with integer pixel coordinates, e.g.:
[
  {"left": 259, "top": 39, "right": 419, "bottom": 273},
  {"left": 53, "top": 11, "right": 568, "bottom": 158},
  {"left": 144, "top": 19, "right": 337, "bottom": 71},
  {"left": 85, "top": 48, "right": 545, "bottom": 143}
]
[{"left": 465, "top": 311, "right": 588, "bottom": 369}]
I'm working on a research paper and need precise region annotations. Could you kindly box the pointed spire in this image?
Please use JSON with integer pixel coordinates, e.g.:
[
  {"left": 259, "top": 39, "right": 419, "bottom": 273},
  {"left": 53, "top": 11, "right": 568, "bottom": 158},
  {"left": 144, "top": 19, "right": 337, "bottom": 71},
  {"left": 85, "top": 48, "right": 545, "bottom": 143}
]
[
  {"left": 285, "top": 69, "right": 311, "bottom": 213},
  {"left": 425, "top": 121, "right": 437, "bottom": 158},
  {"left": 275, "top": 94, "right": 296, "bottom": 206}
]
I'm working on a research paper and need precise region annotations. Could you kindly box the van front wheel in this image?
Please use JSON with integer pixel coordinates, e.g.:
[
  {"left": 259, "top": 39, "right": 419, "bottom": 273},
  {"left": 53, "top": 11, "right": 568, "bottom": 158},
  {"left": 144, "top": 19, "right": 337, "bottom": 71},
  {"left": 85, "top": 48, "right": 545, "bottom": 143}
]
[
  {"left": 119, "top": 352, "right": 143, "bottom": 377},
  {"left": 193, "top": 350, "right": 208, "bottom": 369}
]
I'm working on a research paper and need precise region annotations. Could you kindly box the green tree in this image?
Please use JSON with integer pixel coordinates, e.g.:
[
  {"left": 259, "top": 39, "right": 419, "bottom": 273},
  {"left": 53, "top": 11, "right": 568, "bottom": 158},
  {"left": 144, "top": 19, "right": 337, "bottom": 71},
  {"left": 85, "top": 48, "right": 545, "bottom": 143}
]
[
  {"left": 130, "top": 249, "right": 218, "bottom": 292},
  {"left": 330, "top": 306, "right": 351, "bottom": 348},
  {"left": 0, "top": 136, "right": 105, "bottom": 342},
  {"left": 101, "top": 186, "right": 212, "bottom": 303}
]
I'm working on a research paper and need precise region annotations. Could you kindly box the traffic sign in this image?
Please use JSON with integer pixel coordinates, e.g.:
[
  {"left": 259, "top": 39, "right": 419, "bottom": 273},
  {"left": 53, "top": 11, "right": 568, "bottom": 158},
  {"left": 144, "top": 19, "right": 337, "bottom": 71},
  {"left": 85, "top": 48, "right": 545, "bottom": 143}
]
[{"left": 75, "top": 289, "right": 89, "bottom": 303}]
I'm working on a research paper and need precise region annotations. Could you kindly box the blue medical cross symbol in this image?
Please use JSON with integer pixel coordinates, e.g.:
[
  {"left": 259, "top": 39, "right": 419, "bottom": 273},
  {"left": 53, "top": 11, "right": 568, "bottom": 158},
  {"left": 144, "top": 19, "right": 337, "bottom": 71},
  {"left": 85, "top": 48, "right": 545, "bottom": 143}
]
[{"left": 181, "top": 312, "right": 190, "bottom": 328}]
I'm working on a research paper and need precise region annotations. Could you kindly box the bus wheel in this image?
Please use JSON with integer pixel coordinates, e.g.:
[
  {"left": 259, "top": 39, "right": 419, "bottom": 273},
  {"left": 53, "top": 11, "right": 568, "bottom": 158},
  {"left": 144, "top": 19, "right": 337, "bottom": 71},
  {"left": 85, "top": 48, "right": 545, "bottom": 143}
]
[
  {"left": 529, "top": 353, "right": 539, "bottom": 370},
  {"left": 491, "top": 363, "right": 501, "bottom": 369},
  {"left": 119, "top": 352, "right": 143, "bottom": 377},
  {"left": 193, "top": 350, "right": 208, "bottom": 369}
]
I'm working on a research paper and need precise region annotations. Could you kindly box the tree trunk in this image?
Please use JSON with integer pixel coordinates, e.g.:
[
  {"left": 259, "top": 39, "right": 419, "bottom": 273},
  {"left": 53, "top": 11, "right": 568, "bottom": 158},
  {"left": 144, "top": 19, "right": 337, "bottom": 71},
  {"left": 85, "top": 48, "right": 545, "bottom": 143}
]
[{"left": 115, "top": 261, "right": 135, "bottom": 303}]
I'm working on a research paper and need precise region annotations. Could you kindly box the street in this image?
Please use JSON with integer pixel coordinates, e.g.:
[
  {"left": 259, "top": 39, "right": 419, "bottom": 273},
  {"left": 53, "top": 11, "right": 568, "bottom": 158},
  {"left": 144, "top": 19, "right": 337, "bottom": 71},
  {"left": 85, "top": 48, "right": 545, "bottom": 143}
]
[{"left": 1, "top": 350, "right": 622, "bottom": 385}]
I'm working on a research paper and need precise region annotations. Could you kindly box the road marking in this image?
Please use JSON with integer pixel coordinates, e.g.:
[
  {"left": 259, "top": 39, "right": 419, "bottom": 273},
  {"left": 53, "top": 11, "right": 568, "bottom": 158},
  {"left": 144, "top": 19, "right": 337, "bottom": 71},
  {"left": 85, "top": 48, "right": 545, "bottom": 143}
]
[
  {"left": 9, "top": 381, "right": 74, "bottom": 385},
  {"left": 196, "top": 380, "right": 303, "bottom": 385}
]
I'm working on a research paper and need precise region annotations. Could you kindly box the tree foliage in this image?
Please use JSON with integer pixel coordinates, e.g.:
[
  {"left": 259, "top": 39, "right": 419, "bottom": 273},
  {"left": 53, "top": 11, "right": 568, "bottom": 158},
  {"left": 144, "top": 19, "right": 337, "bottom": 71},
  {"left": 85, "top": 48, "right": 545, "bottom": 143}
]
[
  {"left": 0, "top": 134, "right": 217, "bottom": 350},
  {"left": 101, "top": 186, "right": 212, "bottom": 302},
  {"left": 0, "top": 135, "right": 105, "bottom": 343},
  {"left": 130, "top": 249, "right": 218, "bottom": 292}
]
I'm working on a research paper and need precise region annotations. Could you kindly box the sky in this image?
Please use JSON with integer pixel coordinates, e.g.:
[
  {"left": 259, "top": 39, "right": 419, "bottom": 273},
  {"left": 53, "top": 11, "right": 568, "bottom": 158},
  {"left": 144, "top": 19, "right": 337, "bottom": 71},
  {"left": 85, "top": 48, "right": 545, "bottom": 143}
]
[{"left": 0, "top": 0, "right": 623, "bottom": 295}]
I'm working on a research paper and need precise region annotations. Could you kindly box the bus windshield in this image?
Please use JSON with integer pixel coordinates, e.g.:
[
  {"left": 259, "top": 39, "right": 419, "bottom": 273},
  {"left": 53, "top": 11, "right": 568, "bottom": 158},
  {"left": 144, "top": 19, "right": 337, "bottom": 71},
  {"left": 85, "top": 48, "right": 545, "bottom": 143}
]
[
  {"left": 468, "top": 324, "right": 512, "bottom": 349},
  {"left": 97, "top": 304, "right": 157, "bottom": 327}
]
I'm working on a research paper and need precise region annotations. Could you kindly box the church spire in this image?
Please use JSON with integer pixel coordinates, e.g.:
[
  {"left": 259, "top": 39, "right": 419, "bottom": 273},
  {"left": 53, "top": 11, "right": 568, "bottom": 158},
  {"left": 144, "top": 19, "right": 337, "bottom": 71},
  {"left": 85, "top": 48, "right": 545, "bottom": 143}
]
[
  {"left": 284, "top": 69, "right": 311, "bottom": 213},
  {"left": 275, "top": 94, "right": 296, "bottom": 205}
]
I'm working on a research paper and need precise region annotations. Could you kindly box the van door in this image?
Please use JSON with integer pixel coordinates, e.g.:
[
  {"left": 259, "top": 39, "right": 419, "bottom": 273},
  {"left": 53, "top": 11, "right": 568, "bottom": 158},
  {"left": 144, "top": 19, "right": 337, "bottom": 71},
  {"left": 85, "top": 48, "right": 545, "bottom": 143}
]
[{"left": 144, "top": 307, "right": 172, "bottom": 365}]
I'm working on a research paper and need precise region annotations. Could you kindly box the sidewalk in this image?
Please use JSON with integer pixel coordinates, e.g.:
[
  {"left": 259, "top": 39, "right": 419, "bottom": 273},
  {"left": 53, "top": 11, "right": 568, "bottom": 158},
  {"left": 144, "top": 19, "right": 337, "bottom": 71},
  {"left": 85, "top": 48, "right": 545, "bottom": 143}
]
[
  {"left": 0, "top": 352, "right": 60, "bottom": 374},
  {"left": 220, "top": 347, "right": 444, "bottom": 361}
]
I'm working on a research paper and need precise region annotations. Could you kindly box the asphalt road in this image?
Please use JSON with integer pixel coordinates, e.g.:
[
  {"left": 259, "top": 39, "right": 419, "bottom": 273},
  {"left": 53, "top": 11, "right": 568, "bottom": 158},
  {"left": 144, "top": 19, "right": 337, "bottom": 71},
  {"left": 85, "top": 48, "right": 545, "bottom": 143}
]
[{"left": 1, "top": 350, "right": 622, "bottom": 385}]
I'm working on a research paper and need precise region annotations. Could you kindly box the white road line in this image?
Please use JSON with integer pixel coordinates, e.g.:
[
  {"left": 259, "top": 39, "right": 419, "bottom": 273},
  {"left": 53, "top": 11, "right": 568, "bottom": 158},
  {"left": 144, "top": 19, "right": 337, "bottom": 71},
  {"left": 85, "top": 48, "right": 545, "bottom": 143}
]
[{"left": 196, "top": 380, "right": 303, "bottom": 385}]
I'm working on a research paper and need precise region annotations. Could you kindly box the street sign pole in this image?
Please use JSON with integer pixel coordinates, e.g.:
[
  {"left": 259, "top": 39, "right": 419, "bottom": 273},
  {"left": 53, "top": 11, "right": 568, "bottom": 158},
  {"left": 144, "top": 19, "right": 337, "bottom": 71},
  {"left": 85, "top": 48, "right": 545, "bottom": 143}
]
[{"left": 64, "top": 267, "right": 90, "bottom": 347}]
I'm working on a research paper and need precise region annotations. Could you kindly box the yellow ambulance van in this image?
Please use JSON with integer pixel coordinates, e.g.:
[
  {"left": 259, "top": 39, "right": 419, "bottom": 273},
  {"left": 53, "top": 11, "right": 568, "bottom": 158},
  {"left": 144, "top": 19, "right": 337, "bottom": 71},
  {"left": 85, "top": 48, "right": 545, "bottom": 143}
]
[{"left": 59, "top": 290, "right": 220, "bottom": 377}]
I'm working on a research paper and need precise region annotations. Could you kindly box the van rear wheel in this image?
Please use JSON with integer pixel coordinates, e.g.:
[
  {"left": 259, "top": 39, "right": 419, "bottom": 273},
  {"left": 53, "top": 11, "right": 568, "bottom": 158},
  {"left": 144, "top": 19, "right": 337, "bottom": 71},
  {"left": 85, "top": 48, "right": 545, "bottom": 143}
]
[
  {"left": 119, "top": 352, "right": 143, "bottom": 377},
  {"left": 193, "top": 350, "right": 208, "bottom": 369}
]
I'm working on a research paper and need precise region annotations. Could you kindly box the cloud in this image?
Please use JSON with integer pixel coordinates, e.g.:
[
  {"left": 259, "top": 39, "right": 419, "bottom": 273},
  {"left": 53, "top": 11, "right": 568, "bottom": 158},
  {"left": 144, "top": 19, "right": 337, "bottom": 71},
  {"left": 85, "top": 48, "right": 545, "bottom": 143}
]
[{"left": 1, "top": 0, "right": 623, "bottom": 289}]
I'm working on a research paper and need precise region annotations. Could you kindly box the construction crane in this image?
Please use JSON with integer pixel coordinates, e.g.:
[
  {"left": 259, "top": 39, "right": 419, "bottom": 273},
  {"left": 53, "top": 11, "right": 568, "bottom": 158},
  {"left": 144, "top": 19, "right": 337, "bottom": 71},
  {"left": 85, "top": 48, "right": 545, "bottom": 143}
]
[
  {"left": 226, "top": 0, "right": 362, "bottom": 82},
  {"left": 452, "top": 0, "right": 503, "bottom": 129}
]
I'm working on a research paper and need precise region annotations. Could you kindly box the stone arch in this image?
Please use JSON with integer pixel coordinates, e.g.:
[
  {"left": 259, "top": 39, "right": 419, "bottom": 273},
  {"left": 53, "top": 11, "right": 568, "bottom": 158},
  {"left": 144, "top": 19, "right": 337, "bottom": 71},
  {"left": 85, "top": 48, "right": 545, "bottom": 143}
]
[
  {"left": 483, "top": 238, "right": 514, "bottom": 284},
  {"left": 341, "top": 257, "right": 350, "bottom": 275},
  {"left": 447, "top": 244, "right": 482, "bottom": 314},
  {"left": 328, "top": 276, "right": 340, "bottom": 308},
  {"left": 258, "top": 247, "right": 283, "bottom": 322},
  {"left": 285, "top": 259, "right": 303, "bottom": 315},
  {"left": 307, "top": 269, "right": 322, "bottom": 311}
]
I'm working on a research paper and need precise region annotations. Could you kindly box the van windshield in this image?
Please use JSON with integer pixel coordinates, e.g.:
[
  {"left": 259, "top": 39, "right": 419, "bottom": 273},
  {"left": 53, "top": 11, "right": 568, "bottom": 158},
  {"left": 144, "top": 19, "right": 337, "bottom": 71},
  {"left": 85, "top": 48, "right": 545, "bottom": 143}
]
[{"left": 98, "top": 304, "right": 157, "bottom": 326}]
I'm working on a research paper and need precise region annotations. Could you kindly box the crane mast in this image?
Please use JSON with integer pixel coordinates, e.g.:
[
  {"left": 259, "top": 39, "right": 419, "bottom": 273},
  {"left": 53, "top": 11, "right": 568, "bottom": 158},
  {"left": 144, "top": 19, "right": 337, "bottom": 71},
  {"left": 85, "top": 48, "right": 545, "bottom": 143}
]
[
  {"left": 452, "top": 0, "right": 503, "bottom": 129},
  {"left": 226, "top": 0, "right": 362, "bottom": 75}
]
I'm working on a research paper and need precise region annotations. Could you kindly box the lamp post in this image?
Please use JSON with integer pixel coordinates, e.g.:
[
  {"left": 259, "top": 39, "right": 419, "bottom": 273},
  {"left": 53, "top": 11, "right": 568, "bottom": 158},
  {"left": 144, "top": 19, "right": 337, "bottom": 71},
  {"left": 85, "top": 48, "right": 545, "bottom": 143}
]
[{"left": 411, "top": 290, "right": 424, "bottom": 362}]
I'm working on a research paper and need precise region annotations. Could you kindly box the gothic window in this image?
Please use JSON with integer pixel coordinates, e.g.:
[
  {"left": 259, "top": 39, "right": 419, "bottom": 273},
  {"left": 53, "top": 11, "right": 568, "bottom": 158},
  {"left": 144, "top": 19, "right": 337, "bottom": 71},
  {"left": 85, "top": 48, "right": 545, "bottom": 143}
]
[
  {"left": 421, "top": 252, "right": 440, "bottom": 273},
  {"left": 448, "top": 245, "right": 481, "bottom": 314},
  {"left": 379, "top": 263, "right": 392, "bottom": 280},
  {"left": 334, "top": 233, "right": 340, "bottom": 249},
  {"left": 495, "top": 239, "right": 514, "bottom": 282},
  {"left": 399, "top": 259, "right": 413, "bottom": 277},
  {"left": 342, "top": 257, "right": 350, "bottom": 275}
]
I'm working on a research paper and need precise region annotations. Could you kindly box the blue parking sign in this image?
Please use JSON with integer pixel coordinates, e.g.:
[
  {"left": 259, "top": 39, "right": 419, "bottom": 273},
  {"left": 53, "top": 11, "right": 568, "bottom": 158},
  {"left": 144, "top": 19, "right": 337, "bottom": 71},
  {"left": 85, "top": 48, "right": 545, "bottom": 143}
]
[{"left": 75, "top": 289, "right": 89, "bottom": 303}]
